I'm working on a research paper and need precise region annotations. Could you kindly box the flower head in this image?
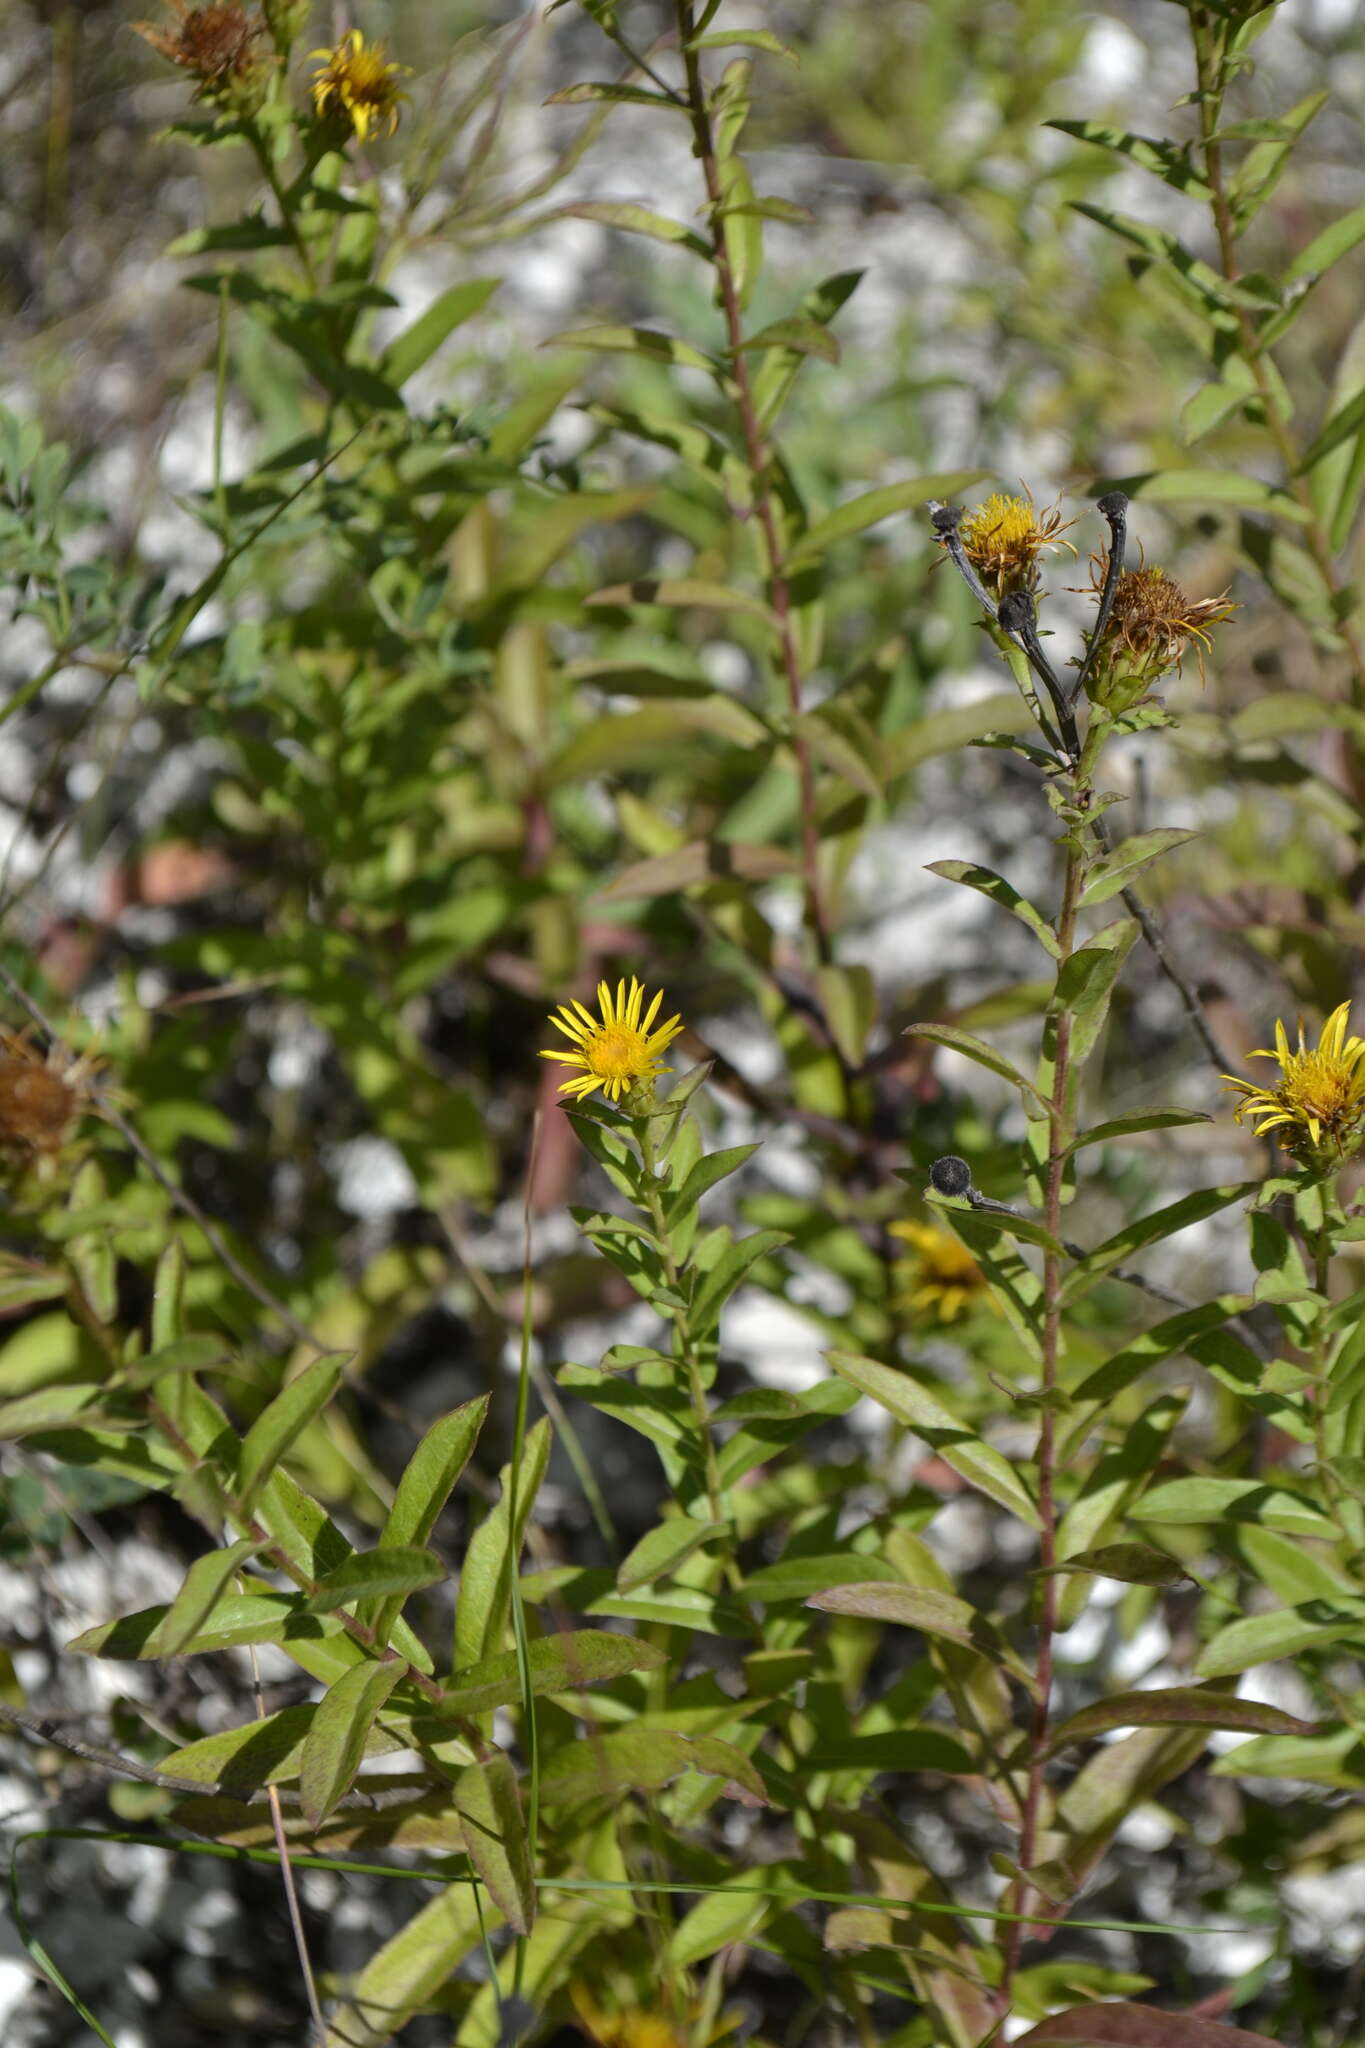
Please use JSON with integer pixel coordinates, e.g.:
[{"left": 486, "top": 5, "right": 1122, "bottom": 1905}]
[
  {"left": 0, "top": 1029, "right": 101, "bottom": 1175},
  {"left": 1223, "top": 1002, "right": 1365, "bottom": 1159},
  {"left": 541, "top": 978, "right": 684, "bottom": 1106},
  {"left": 1082, "top": 552, "right": 1236, "bottom": 706},
  {"left": 310, "top": 29, "right": 410, "bottom": 141},
  {"left": 134, "top": 1, "right": 271, "bottom": 111},
  {"left": 890, "top": 1219, "right": 990, "bottom": 1324},
  {"left": 954, "top": 491, "right": 1075, "bottom": 600}
]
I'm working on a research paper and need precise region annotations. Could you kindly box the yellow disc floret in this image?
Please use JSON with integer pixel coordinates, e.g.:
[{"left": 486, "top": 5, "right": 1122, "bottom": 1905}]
[
  {"left": 310, "top": 28, "right": 410, "bottom": 141},
  {"left": 540, "top": 978, "right": 684, "bottom": 1106},
  {"left": 1223, "top": 1001, "right": 1365, "bottom": 1158},
  {"left": 954, "top": 491, "right": 1075, "bottom": 599}
]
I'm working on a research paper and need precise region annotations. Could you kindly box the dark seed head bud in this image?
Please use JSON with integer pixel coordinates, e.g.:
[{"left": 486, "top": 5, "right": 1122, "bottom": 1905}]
[
  {"left": 928, "top": 502, "right": 962, "bottom": 535},
  {"left": 929, "top": 1154, "right": 973, "bottom": 1199},
  {"left": 996, "top": 589, "right": 1035, "bottom": 633},
  {"left": 1096, "top": 490, "right": 1129, "bottom": 523}
]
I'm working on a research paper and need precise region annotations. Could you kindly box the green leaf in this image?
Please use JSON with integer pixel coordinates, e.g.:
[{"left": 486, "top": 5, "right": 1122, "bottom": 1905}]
[
  {"left": 453, "top": 1417, "right": 552, "bottom": 1671},
  {"left": 300, "top": 1658, "right": 404, "bottom": 1828},
  {"left": 1047, "top": 121, "right": 1211, "bottom": 198},
  {"left": 377, "top": 280, "right": 500, "bottom": 387},
  {"left": 364, "top": 1395, "right": 487, "bottom": 1643},
  {"left": 743, "top": 1553, "right": 902, "bottom": 1604},
  {"left": 585, "top": 577, "right": 774, "bottom": 622},
  {"left": 926, "top": 860, "right": 1060, "bottom": 957},
  {"left": 814, "top": 962, "right": 878, "bottom": 1065},
  {"left": 687, "top": 29, "right": 798, "bottom": 58},
  {"left": 1286, "top": 202, "right": 1365, "bottom": 284},
  {"left": 1299, "top": 385, "right": 1365, "bottom": 476},
  {"left": 538, "top": 1728, "right": 767, "bottom": 1808},
  {"left": 1019, "top": 2006, "right": 1289, "bottom": 2048},
  {"left": 689, "top": 1227, "right": 789, "bottom": 1325},
  {"left": 1087, "top": 466, "right": 1311, "bottom": 525},
  {"left": 616, "top": 1519, "right": 726, "bottom": 1593},
  {"left": 1211, "top": 1728, "right": 1365, "bottom": 1785},
  {"left": 884, "top": 693, "right": 1032, "bottom": 776},
  {"left": 432, "top": 1630, "right": 668, "bottom": 1714},
  {"left": 1040, "top": 1543, "right": 1188, "bottom": 1588},
  {"left": 1045, "top": 1685, "right": 1314, "bottom": 1757},
  {"left": 545, "top": 80, "right": 682, "bottom": 110},
  {"left": 547, "top": 325, "right": 717, "bottom": 371},
  {"left": 67, "top": 1591, "right": 349, "bottom": 1661},
  {"left": 736, "top": 315, "right": 839, "bottom": 364},
  {"left": 451, "top": 1751, "right": 535, "bottom": 1935},
  {"left": 1062, "top": 1187, "right": 1256, "bottom": 1306},
  {"left": 557, "top": 201, "right": 708, "bottom": 256},
  {"left": 306, "top": 1546, "right": 446, "bottom": 1612},
  {"left": 808, "top": 1580, "right": 1027, "bottom": 1670},
  {"left": 1064, "top": 1108, "right": 1212, "bottom": 1157},
  {"left": 1136, "top": 1477, "right": 1339, "bottom": 1539},
  {"left": 903, "top": 1023, "right": 1048, "bottom": 1113},
  {"left": 1071, "top": 1298, "right": 1251, "bottom": 1403},
  {"left": 665, "top": 1143, "right": 761, "bottom": 1226},
  {"left": 784, "top": 473, "right": 987, "bottom": 569},
  {"left": 1055, "top": 1393, "right": 1187, "bottom": 1566},
  {"left": 666, "top": 1868, "right": 773, "bottom": 1969},
  {"left": 157, "top": 1539, "right": 267, "bottom": 1657},
  {"left": 1196, "top": 1603, "right": 1365, "bottom": 1678},
  {"left": 236, "top": 1353, "right": 344, "bottom": 1513},
  {"left": 1079, "top": 829, "right": 1199, "bottom": 908},
  {"left": 827, "top": 1350, "right": 1042, "bottom": 1527}
]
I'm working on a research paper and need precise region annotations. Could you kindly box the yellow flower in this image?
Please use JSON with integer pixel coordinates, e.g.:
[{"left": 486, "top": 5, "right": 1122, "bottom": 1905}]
[
  {"left": 889, "top": 1219, "right": 990, "bottom": 1324},
  {"left": 540, "top": 978, "right": 684, "bottom": 1105},
  {"left": 1084, "top": 553, "right": 1236, "bottom": 699},
  {"left": 954, "top": 490, "right": 1075, "bottom": 599},
  {"left": 1222, "top": 1002, "right": 1365, "bottom": 1157},
  {"left": 310, "top": 28, "right": 410, "bottom": 141}
]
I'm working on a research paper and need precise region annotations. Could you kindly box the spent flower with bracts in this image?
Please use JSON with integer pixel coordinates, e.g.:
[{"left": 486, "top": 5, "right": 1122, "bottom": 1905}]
[
  {"left": 1223, "top": 1001, "right": 1365, "bottom": 1160},
  {"left": 1081, "top": 551, "right": 1236, "bottom": 708},
  {"left": 0, "top": 1029, "right": 102, "bottom": 1181},
  {"left": 134, "top": 1, "right": 272, "bottom": 112},
  {"left": 310, "top": 29, "right": 410, "bottom": 141},
  {"left": 541, "top": 978, "right": 684, "bottom": 1106},
  {"left": 951, "top": 491, "right": 1075, "bottom": 601},
  {"left": 889, "top": 1218, "right": 991, "bottom": 1325}
]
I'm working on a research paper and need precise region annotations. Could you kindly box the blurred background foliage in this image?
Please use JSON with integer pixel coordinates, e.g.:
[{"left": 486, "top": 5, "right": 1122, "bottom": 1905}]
[{"left": 2, "top": 0, "right": 1365, "bottom": 2043}]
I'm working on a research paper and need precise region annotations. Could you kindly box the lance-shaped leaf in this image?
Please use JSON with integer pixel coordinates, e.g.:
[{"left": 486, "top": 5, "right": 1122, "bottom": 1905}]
[
  {"left": 1064, "top": 1107, "right": 1211, "bottom": 1158},
  {"left": 237, "top": 1352, "right": 344, "bottom": 1513},
  {"left": 1196, "top": 1603, "right": 1365, "bottom": 1678},
  {"left": 557, "top": 200, "right": 709, "bottom": 256},
  {"left": 1047, "top": 120, "right": 1213, "bottom": 198},
  {"left": 300, "top": 1658, "right": 405, "bottom": 1828},
  {"left": 664, "top": 1143, "right": 761, "bottom": 1228},
  {"left": 69, "top": 1591, "right": 320, "bottom": 1659},
  {"left": 377, "top": 279, "right": 500, "bottom": 387},
  {"left": 1017, "top": 2002, "right": 1281, "bottom": 2048},
  {"left": 783, "top": 472, "right": 987, "bottom": 568},
  {"left": 453, "top": 1417, "right": 551, "bottom": 1671},
  {"left": 745, "top": 1553, "right": 902, "bottom": 1604},
  {"left": 548, "top": 324, "right": 718, "bottom": 371},
  {"left": 538, "top": 1728, "right": 767, "bottom": 1808},
  {"left": 451, "top": 1751, "right": 535, "bottom": 1936},
  {"left": 361, "top": 1395, "right": 487, "bottom": 1644},
  {"left": 828, "top": 1350, "right": 1041, "bottom": 1527},
  {"left": 306, "top": 1546, "right": 446, "bottom": 1612},
  {"left": 586, "top": 578, "right": 774, "bottom": 622},
  {"left": 598, "top": 841, "right": 795, "bottom": 901},
  {"left": 930, "top": 1204, "right": 1046, "bottom": 1360},
  {"left": 616, "top": 1518, "right": 727, "bottom": 1592},
  {"left": 1038, "top": 1543, "right": 1189, "bottom": 1588},
  {"left": 1044, "top": 1685, "right": 1315, "bottom": 1758},
  {"left": 1211, "top": 1728, "right": 1365, "bottom": 1785},
  {"left": 904, "top": 1022, "right": 1048, "bottom": 1113},
  {"left": 926, "top": 859, "right": 1060, "bottom": 957},
  {"left": 1135, "top": 1476, "right": 1338, "bottom": 1539},
  {"left": 1055, "top": 1392, "right": 1187, "bottom": 1564},
  {"left": 157, "top": 1538, "right": 268, "bottom": 1656},
  {"left": 1072, "top": 1298, "right": 1251, "bottom": 1403},
  {"left": 1062, "top": 1185, "right": 1257, "bottom": 1306},
  {"left": 1079, "top": 828, "right": 1199, "bottom": 908},
  {"left": 424, "top": 1630, "right": 669, "bottom": 1717},
  {"left": 808, "top": 1581, "right": 1037, "bottom": 1693}
]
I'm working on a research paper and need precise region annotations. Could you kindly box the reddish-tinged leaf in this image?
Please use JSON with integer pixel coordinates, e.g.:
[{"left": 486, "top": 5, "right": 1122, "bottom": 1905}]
[
  {"left": 1016, "top": 2002, "right": 1277, "bottom": 2048},
  {"left": 1045, "top": 1685, "right": 1315, "bottom": 1757}
]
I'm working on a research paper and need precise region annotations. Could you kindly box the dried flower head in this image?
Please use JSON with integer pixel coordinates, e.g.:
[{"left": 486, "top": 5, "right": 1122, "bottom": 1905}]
[
  {"left": 541, "top": 978, "right": 684, "bottom": 1107},
  {"left": 0, "top": 1029, "right": 100, "bottom": 1171},
  {"left": 134, "top": 1, "right": 271, "bottom": 109},
  {"left": 889, "top": 1218, "right": 991, "bottom": 1324},
  {"left": 310, "top": 28, "right": 410, "bottom": 141},
  {"left": 953, "top": 491, "right": 1075, "bottom": 600},
  {"left": 1083, "top": 551, "right": 1236, "bottom": 704},
  {"left": 1223, "top": 1002, "right": 1365, "bottom": 1159}
]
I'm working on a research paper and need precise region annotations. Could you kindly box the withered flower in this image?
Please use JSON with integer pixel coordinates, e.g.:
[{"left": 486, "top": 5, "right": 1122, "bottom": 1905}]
[
  {"left": 1082, "top": 551, "right": 1236, "bottom": 707},
  {"left": 0, "top": 1029, "right": 99, "bottom": 1174},
  {"left": 134, "top": 2, "right": 272, "bottom": 113}
]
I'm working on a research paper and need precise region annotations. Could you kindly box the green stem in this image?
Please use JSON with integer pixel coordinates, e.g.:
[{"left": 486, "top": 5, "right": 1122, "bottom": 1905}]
[
  {"left": 636, "top": 1118, "right": 727, "bottom": 1534},
  {"left": 997, "top": 784, "right": 1090, "bottom": 2013}
]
